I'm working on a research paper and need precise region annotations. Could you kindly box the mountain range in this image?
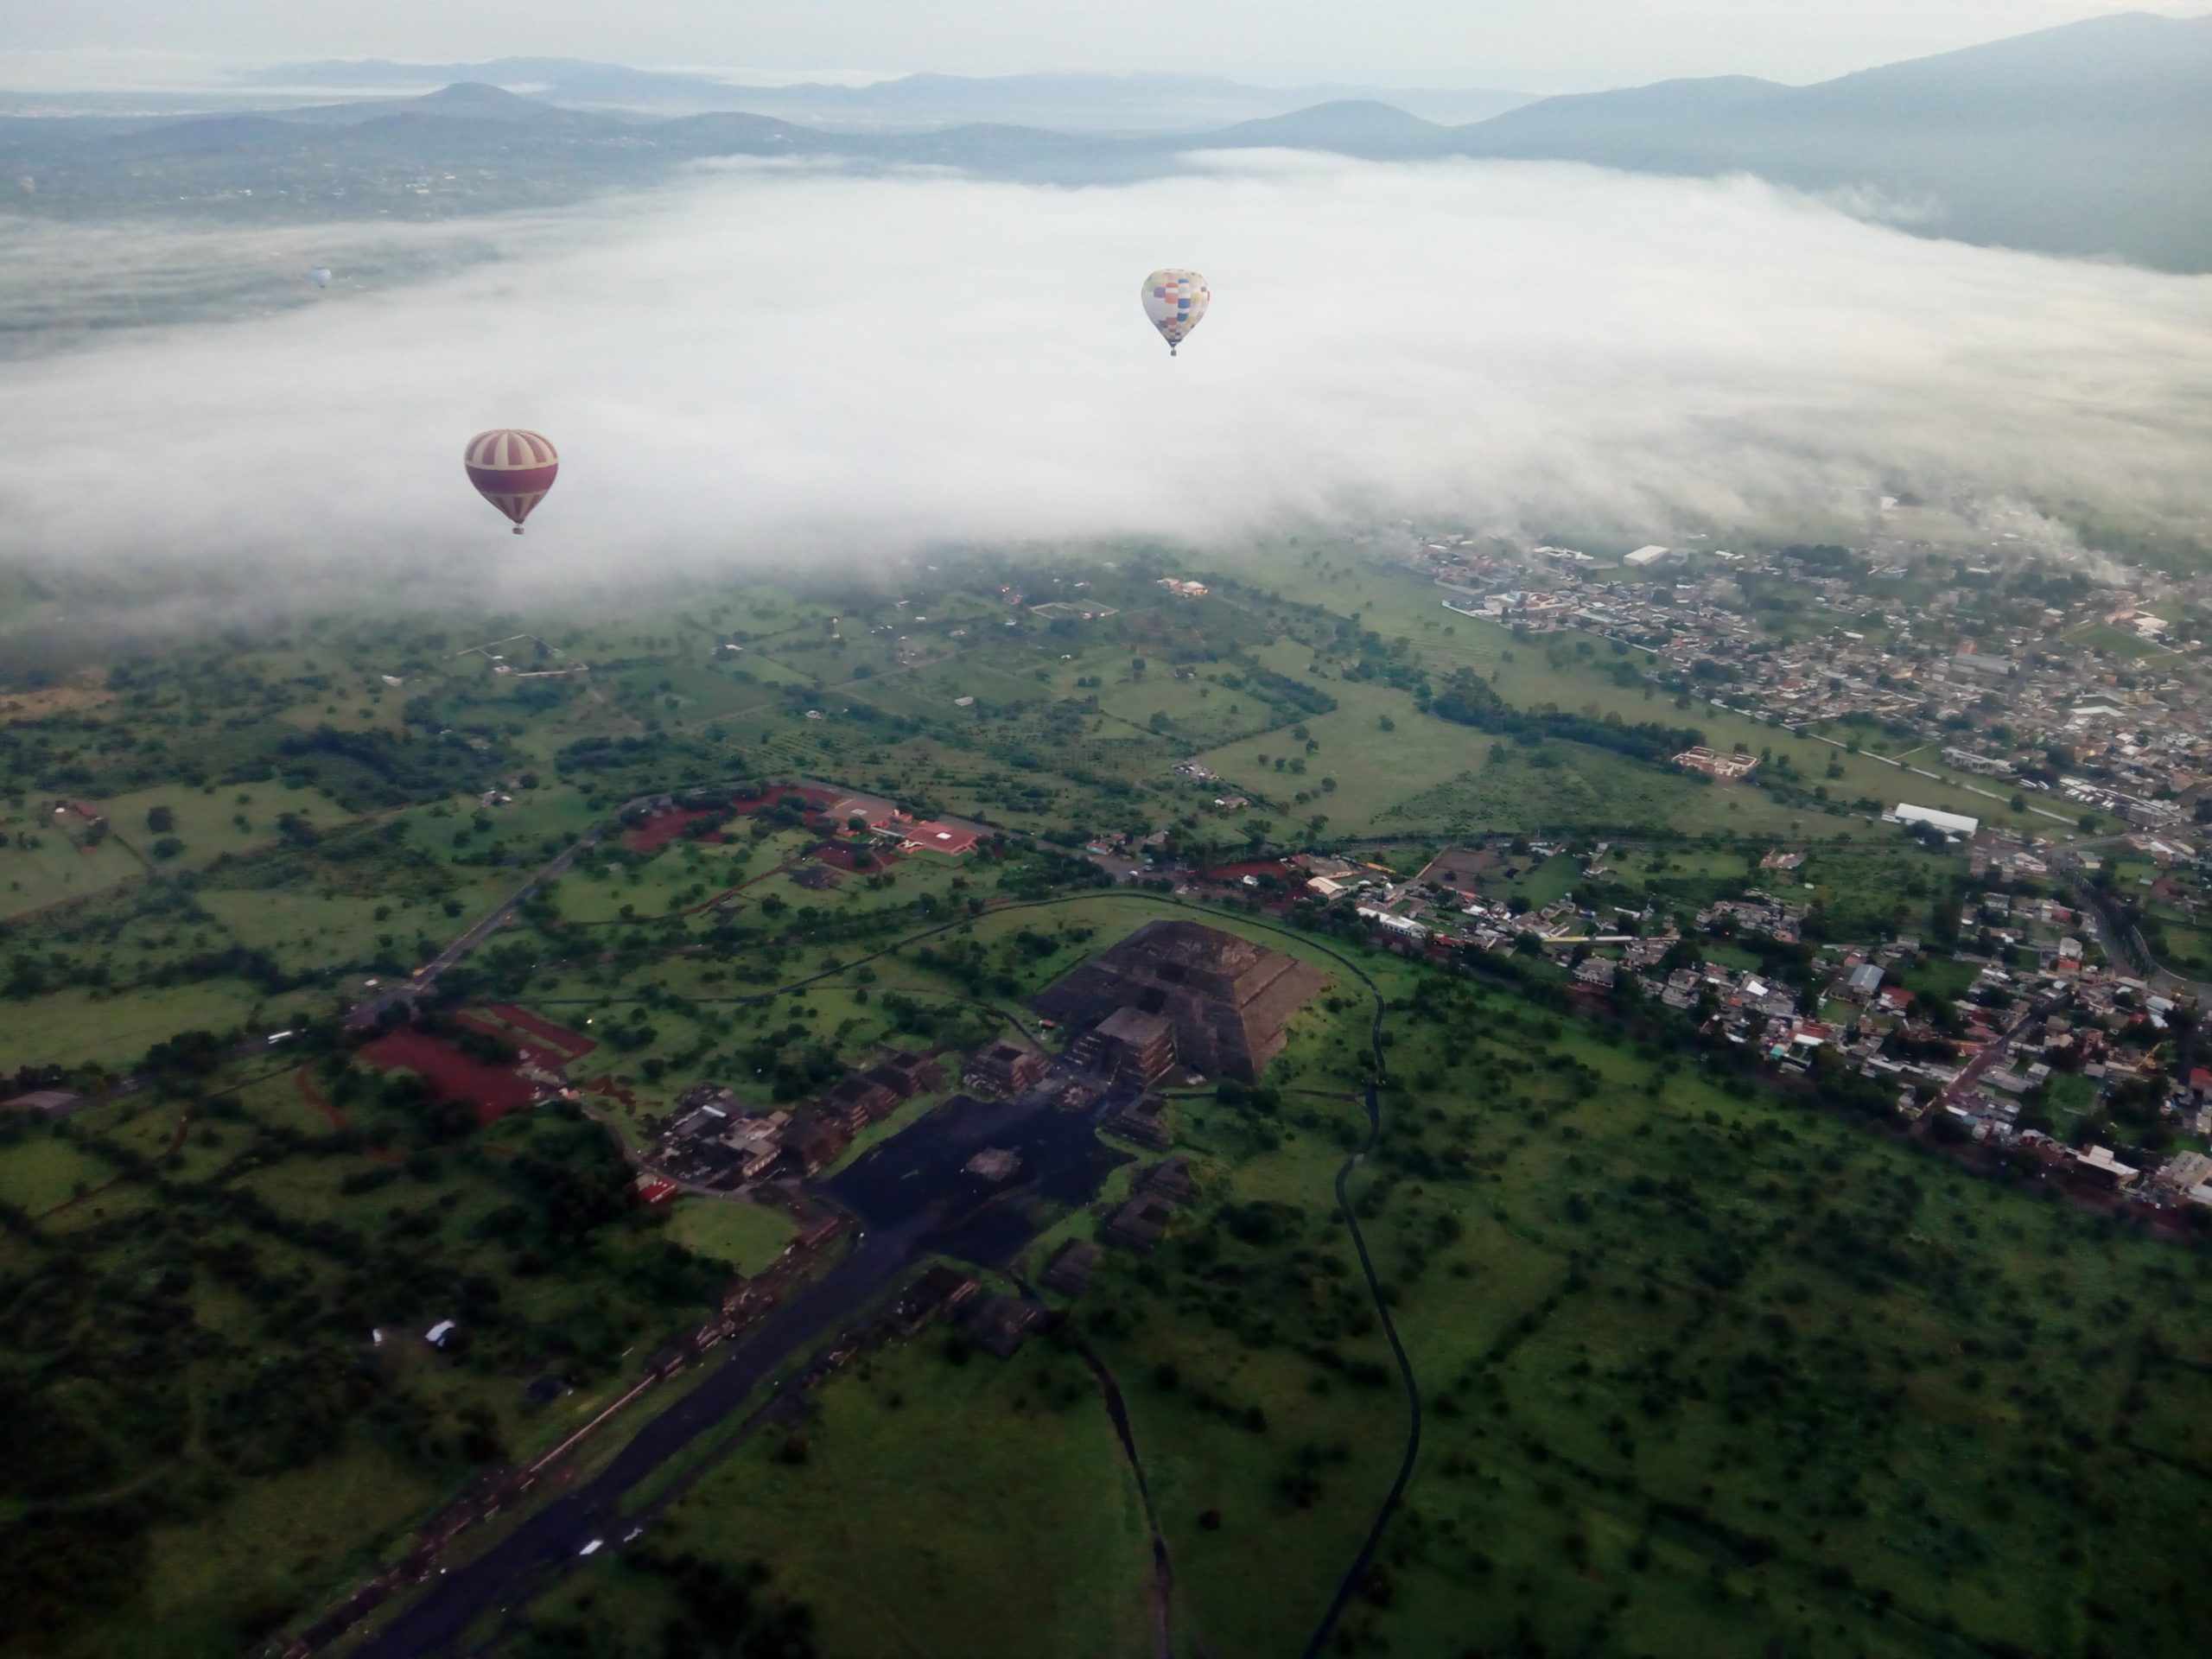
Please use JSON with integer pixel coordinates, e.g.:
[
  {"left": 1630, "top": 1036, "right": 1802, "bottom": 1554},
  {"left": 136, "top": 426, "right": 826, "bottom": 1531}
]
[
  {"left": 3, "top": 12, "right": 2207, "bottom": 272},
  {"left": 234, "top": 60, "right": 1537, "bottom": 130}
]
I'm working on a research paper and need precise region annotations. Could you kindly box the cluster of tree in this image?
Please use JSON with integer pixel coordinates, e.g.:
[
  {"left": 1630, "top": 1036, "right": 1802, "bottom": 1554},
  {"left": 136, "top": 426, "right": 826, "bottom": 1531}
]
[
  {"left": 515, "top": 1547, "right": 819, "bottom": 1658},
  {"left": 1423, "top": 668, "right": 1702, "bottom": 766},
  {"left": 1224, "top": 654, "right": 1340, "bottom": 719}
]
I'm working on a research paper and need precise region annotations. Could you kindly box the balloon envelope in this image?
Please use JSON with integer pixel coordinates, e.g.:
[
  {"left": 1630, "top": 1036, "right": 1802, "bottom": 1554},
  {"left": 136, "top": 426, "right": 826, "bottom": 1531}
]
[
  {"left": 464, "top": 429, "right": 559, "bottom": 533},
  {"left": 306, "top": 267, "right": 332, "bottom": 288},
  {"left": 1141, "top": 268, "right": 1210, "bottom": 353}
]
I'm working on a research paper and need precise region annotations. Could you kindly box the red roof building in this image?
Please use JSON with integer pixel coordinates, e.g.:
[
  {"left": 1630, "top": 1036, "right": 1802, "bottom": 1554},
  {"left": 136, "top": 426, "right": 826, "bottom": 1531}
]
[{"left": 899, "top": 820, "right": 978, "bottom": 856}]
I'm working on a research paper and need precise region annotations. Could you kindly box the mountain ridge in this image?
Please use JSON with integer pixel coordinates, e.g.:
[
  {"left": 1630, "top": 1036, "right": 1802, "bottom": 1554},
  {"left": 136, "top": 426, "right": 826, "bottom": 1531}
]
[{"left": 6, "top": 13, "right": 2206, "bottom": 271}]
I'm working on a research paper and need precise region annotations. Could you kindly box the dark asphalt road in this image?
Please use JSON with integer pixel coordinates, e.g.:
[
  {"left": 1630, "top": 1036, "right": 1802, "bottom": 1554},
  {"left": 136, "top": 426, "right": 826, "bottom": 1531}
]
[{"left": 353, "top": 1080, "right": 1138, "bottom": 1658}]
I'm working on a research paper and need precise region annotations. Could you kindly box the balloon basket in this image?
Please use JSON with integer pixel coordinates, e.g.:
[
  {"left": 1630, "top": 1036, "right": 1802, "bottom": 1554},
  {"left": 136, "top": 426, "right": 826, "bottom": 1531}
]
[{"left": 512, "top": 526, "right": 524, "bottom": 536}]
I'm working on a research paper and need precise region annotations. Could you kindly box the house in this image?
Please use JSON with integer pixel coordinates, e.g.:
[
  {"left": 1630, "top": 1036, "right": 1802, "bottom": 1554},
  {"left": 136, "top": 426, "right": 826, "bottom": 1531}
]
[
  {"left": 1846, "top": 963, "right": 1885, "bottom": 1000},
  {"left": 715, "top": 1111, "right": 791, "bottom": 1179},
  {"left": 2073, "top": 1144, "right": 2139, "bottom": 1191},
  {"left": 1673, "top": 746, "right": 1759, "bottom": 781},
  {"left": 632, "top": 1174, "right": 678, "bottom": 1206},
  {"left": 1357, "top": 906, "right": 1430, "bottom": 943},
  {"left": 1573, "top": 957, "right": 1618, "bottom": 988},
  {"left": 1895, "top": 803, "right": 1980, "bottom": 836},
  {"left": 899, "top": 819, "right": 979, "bottom": 857}
]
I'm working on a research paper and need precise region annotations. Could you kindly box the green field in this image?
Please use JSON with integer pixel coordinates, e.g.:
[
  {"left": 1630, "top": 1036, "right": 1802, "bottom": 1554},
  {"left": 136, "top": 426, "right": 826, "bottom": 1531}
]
[
  {"left": 0, "top": 1127, "right": 116, "bottom": 1216},
  {"left": 661, "top": 1197, "right": 798, "bottom": 1275},
  {"left": 2066, "top": 622, "right": 2172, "bottom": 661},
  {"left": 3, "top": 551, "right": 2202, "bottom": 1659},
  {"left": 92, "top": 780, "right": 346, "bottom": 872},
  {"left": 0, "top": 805, "right": 146, "bottom": 919},
  {"left": 0, "top": 980, "right": 274, "bottom": 1073},
  {"left": 515, "top": 896, "right": 2212, "bottom": 1658},
  {"left": 517, "top": 1334, "right": 1155, "bottom": 1659}
]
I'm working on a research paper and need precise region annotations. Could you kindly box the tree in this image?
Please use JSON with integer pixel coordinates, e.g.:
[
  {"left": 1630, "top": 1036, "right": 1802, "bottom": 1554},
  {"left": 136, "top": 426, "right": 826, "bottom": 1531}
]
[{"left": 145, "top": 804, "right": 175, "bottom": 835}]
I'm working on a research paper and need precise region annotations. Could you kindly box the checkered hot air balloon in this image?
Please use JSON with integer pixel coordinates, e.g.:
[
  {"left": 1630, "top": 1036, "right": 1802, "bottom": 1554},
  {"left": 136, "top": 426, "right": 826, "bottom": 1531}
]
[
  {"left": 463, "top": 429, "right": 558, "bottom": 535},
  {"left": 1141, "top": 268, "right": 1210, "bottom": 356}
]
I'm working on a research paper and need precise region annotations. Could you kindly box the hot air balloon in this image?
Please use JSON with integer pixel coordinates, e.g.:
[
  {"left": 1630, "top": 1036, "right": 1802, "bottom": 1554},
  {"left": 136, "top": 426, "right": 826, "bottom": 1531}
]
[
  {"left": 306, "top": 267, "right": 332, "bottom": 289},
  {"left": 464, "top": 429, "right": 559, "bottom": 535},
  {"left": 1141, "top": 268, "right": 1209, "bottom": 356}
]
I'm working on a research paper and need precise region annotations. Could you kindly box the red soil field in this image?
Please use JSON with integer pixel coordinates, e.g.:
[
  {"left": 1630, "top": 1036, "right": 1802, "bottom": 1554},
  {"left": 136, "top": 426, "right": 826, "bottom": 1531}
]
[
  {"left": 585, "top": 1075, "right": 642, "bottom": 1110},
  {"left": 625, "top": 808, "right": 727, "bottom": 854},
  {"left": 1200, "top": 858, "right": 1300, "bottom": 882},
  {"left": 360, "top": 1028, "right": 539, "bottom": 1125}
]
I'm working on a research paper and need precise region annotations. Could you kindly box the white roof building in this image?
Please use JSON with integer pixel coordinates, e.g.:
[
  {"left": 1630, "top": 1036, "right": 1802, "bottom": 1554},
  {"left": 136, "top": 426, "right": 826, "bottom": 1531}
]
[{"left": 1895, "top": 803, "right": 1980, "bottom": 836}]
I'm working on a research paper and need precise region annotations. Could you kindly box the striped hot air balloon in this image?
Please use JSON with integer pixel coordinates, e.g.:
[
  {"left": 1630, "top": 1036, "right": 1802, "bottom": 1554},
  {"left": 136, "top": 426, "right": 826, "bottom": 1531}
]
[
  {"left": 463, "top": 429, "right": 558, "bottom": 535},
  {"left": 1141, "top": 268, "right": 1210, "bottom": 356}
]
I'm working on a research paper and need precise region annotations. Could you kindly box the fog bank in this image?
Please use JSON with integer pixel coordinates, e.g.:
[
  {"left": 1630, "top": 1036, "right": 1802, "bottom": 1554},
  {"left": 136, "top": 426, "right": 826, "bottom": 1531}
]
[{"left": 2, "top": 151, "right": 2208, "bottom": 604}]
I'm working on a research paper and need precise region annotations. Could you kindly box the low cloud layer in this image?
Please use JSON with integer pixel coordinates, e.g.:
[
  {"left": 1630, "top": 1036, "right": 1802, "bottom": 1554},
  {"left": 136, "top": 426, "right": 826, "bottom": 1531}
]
[{"left": 2, "top": 151, "right": 2208, "bottom": 607}]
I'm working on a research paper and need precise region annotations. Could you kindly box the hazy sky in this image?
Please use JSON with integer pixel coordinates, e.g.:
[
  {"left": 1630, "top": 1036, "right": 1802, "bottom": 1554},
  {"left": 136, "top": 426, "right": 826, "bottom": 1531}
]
[
  {"left": 1, "top": 1, "right": 2204, "bottom": 91},
  {"left": 3, "top": 154, "right": 2206, "bottom": 607}
]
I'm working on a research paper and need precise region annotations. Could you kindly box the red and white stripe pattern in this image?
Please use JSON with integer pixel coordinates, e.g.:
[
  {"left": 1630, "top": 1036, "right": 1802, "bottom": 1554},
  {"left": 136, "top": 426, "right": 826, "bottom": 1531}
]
[{"left": 463, "top": 429, "right": 559, "bottom": 532}]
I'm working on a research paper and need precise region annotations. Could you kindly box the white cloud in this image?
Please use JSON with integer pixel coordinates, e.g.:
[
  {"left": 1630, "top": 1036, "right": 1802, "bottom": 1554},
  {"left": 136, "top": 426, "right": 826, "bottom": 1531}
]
[{"left": 1, "top": 152, "right": 2207, "bottom": 608}]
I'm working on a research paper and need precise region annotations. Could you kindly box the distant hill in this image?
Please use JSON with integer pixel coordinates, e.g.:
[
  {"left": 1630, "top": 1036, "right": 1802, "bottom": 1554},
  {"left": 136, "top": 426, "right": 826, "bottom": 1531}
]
[
  {"left": 1448, "top": 13, "right": 2212, "bottom": 270},
  {"left": 264, "top": 80, "right": 559, "bottom": 127},
  {"left": 244, "top": 60, "right": 1535, "bottom": 130},
  {"left": 1197, "top": 99, "right": 1456, "bottom": 159},
  {"left": 6, "top": 16, "right": 2207, "bottom": 270}
]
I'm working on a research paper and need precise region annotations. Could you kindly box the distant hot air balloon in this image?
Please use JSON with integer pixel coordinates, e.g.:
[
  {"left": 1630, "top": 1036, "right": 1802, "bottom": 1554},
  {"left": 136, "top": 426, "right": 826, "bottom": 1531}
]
[
  {"left": 306, "top": 267, "right": 332, "bottom": 289},
  {"left": 464, "top": 429, "right": 559, "bottom": 535},
  {"left": 1141, "top": 268, "right": 1209, "bottom": 356}
]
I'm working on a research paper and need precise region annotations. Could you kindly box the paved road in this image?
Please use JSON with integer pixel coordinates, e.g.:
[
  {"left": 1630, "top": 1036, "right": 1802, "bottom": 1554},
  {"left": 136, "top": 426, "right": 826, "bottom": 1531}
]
[
  {"left": 351, "top": 1226, "right": 925, "bottom": 1659},
  {"left": 347, "top": 823, "right": 612, "bottom": 1030}
]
